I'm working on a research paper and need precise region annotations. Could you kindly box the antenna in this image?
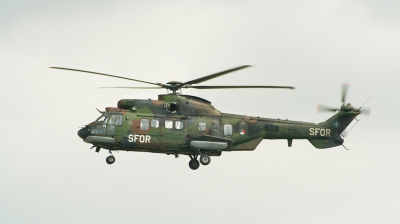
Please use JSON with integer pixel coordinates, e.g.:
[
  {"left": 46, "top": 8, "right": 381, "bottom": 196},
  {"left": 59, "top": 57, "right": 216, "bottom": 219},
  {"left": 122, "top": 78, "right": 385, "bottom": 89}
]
[
  {"left": 342, "top": 145, "right": 350, "bottom": 150},
  {"left": 96, "top": 108, "right": 104, "bottom": 113},
  {"left": 358, "top": 95, "right": 373, "bottom": 110}
]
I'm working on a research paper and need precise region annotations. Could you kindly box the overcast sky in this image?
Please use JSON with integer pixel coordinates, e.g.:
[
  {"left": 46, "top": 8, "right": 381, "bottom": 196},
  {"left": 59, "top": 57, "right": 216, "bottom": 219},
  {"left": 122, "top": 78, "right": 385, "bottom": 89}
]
[{"left": 1, "top": 1, "right": 399, "bottom": 223}]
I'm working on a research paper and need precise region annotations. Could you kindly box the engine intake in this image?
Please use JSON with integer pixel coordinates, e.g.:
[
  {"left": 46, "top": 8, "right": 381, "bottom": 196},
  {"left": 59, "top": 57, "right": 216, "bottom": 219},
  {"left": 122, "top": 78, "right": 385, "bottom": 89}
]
[
  {"left": 166, "top": 102, "right": 177, "bottom": 113},
  {"left": 117, "top": 99, "right": 135, "bottom": 109}
]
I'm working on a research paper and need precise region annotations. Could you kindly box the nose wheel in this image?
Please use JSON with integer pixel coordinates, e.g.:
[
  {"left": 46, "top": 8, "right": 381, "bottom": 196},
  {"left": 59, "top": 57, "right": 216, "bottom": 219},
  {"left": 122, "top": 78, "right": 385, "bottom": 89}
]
[
  {"left": 106, "top": 151, "right": 116, "bottom": 165},
  {"left": 106, "top": 155, "right": 115, "bottom": 164}
]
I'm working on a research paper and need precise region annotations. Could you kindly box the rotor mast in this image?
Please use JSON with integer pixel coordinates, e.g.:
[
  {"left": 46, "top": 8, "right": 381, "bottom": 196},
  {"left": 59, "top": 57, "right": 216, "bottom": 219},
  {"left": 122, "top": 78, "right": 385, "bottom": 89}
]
[{"left": 166, "top": 81, "right": 183, "bottom": 95}]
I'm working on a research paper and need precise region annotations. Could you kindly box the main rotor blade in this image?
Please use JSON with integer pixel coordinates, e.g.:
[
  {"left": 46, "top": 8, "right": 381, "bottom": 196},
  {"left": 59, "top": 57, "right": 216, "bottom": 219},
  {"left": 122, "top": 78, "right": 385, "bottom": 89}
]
[
  {"left": 181, "top": 65, "right": 251, "bottom": 86},
  {"left": 341, "top": 83, "right": 349, "bottom": 104},
  {"left": 189, "top": 85, "right": 295, "bottom": 89},
  {"left": 359, "top": 108, "right": 371, "bottom": 115},
  {"left": 99, "top": 87, "right": 163, "bottom": 89},
  {"left": 317, "top": 104, "right": 338, "bottom": 112},
  {"left": 50, "top": 67, "right": 163, "bottom": 87}
]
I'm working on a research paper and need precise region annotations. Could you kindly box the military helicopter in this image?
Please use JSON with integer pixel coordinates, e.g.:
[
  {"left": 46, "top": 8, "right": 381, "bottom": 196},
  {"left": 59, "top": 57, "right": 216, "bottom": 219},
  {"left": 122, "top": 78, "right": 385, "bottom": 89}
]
[{"left": 51, "top": 66, "right": 369, "bottom": 170}]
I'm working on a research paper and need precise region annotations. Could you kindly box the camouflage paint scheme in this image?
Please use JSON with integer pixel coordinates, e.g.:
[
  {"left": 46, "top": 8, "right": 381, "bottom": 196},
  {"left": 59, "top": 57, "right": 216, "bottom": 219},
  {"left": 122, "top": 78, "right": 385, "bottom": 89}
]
[{"left": 78, "top": 94, "right": 360, "bottom": 157}]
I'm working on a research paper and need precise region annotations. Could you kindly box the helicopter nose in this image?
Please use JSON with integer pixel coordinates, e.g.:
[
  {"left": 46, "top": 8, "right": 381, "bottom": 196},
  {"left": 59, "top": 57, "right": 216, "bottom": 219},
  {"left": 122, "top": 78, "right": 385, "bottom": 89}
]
[{"left": 78, "top": 126, "right": 90, "bottom": 140}]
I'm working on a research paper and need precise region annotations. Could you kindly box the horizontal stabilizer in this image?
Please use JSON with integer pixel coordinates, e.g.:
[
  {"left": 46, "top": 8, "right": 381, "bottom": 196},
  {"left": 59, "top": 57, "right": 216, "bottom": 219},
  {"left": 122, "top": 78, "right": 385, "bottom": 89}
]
[{"left": 308, "top": 139, "right": 342, "bottom": 149}]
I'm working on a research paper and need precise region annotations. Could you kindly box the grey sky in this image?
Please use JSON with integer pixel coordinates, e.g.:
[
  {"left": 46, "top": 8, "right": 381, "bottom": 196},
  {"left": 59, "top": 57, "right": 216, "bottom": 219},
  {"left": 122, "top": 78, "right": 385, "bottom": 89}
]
[{"left": 1, "top": 1, "right": 399, "bottom": 223}]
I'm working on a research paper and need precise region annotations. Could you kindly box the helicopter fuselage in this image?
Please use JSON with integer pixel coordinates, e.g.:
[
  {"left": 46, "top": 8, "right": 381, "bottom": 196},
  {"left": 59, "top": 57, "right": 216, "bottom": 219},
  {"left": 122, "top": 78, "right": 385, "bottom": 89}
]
[{"left": 78, "top": 94, "right": 357, "bottom": 157}]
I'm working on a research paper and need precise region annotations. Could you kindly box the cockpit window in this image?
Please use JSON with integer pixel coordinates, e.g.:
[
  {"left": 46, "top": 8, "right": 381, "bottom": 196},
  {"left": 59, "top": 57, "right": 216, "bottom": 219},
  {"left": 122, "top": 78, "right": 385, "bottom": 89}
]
[
  {"left": 95, "top": 114, "right": 108, "bottom": 123},
  {"left": 94, "top": 114, "right": 103, "bottom": 122}
]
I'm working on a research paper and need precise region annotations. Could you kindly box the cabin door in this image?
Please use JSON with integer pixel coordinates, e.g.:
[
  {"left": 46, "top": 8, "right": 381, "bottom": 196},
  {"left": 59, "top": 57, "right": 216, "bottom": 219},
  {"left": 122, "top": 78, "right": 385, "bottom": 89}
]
[
  {"left": 161, "top": 118, "right": 187, "bottom": 149},
  {"left": 130, "top": 117, "right": 161, "bottom": 149},
  {"left": 106, "top": 114, "right": 123, "bottom": 139}
]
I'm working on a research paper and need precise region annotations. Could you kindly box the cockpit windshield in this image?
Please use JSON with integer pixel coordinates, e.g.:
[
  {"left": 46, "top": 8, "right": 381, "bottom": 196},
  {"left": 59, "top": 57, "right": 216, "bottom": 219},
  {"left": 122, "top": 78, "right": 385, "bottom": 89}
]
[
  {"left": 91, "top": 112, "right": 123, "bottom": 135},
  {"left": 94, "top": 113, "right": 123, "bottom": 125},
  {"left": 95, "top": 113, "right": 109, "bottom": 123}
]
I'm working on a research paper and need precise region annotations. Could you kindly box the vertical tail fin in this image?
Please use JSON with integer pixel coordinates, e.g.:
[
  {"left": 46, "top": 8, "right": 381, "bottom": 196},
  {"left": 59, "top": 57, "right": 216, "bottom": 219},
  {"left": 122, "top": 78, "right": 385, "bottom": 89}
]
[{"left": 308, "top": 104, "right": 361, "bottom": 149}]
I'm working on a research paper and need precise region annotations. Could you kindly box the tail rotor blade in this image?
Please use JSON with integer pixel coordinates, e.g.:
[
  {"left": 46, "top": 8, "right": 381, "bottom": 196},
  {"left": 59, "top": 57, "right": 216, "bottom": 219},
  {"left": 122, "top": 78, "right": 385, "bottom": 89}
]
[
  {"left": 341, "top": 83, "right": 349, "bottom": 104},
  {"left": 359, "top": 108, "right": 371, "bottom": 116},
  {"left": 317, "top": 104, "right": 338, "bottom": 113}
]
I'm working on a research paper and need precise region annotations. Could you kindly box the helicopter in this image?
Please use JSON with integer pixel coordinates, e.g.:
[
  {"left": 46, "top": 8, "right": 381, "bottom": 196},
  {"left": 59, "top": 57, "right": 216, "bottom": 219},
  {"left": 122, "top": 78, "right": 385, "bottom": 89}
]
[{"left": 51, "top": 65, "right": 369, "bottom": 170}]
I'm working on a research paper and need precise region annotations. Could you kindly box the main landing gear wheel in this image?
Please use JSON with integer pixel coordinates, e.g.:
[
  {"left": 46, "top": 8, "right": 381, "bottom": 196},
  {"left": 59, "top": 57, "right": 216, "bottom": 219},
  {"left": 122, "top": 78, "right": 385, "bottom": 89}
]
[
  {"left": 189, "top": 159, "right": 200, "bottom": 170},
  {"left": 200, "top": 154, "right": 211, "bottom": 166},
  {"left": 106, "top": 155, "right": 115, "bottom": 164}
]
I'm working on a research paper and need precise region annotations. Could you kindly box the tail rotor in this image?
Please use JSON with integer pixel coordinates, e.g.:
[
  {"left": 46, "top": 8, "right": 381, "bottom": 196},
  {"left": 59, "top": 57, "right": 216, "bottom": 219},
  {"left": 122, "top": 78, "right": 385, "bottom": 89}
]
[{"left": 317, "top": 83, "right": 371, "bottom": 116}]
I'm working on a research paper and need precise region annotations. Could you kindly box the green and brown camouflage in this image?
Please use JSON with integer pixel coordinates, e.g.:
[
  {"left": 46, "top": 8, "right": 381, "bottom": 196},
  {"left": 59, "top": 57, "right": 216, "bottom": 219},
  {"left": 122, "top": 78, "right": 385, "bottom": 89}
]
[
  {"left": 53, "top": 65, "right": 366, "bottom": 169},
  {"left": 78, "top": 94, "right": 361, "bottom": 158}
]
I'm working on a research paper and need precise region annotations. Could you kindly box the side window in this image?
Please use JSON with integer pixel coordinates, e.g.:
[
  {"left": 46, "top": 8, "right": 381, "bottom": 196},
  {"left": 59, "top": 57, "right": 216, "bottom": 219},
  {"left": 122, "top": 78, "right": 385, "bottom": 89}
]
[
  {"left": 108, "top": 115, "right": 116, "bottom": 125},
  {"left": 140, "top": 119, "right": 150, "bottom": 131},
  {"left": 91, "top": 125, "right": 106, "bottom": 135},
  {"left": 165, "top": 120, "right": 173, "bottom": 129},
  {"left": 198, "top": 122, "right": 206, "bottom": 131},
  {"left": 116, "top": 115, "right": 123, "bottom": 125},
  {"left": 175, "top": 121, "right": 183, "bottom": 130},
  {"left": 224, "top": 124, "right": 233, "bottom": 136},
  {"left": 151, "top": 119, "right": 159, "bottom": 128}
]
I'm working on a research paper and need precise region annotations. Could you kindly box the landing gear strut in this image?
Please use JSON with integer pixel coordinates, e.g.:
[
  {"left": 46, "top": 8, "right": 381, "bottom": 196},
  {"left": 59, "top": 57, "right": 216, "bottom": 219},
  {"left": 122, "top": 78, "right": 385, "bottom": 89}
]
[
  {"left": 188, "top": 153, "right": 211, "bottom": 170},
  {"left": 106, "top": 151, "right": 115, "bottom": 165},
  {"left": 188, "top": 155, "right": 200, "bottom": 170}
]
